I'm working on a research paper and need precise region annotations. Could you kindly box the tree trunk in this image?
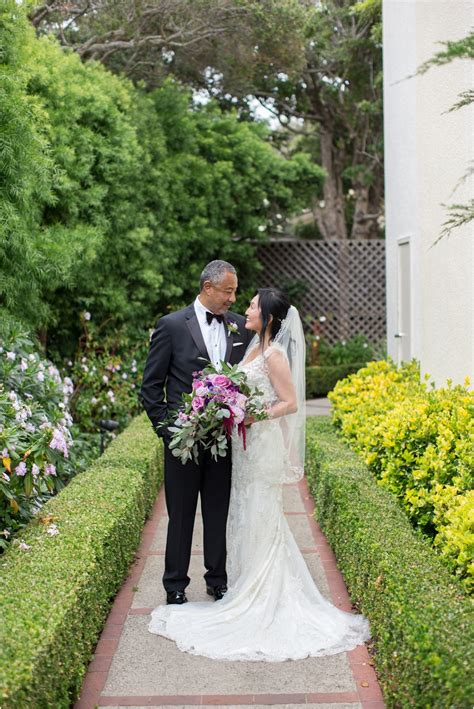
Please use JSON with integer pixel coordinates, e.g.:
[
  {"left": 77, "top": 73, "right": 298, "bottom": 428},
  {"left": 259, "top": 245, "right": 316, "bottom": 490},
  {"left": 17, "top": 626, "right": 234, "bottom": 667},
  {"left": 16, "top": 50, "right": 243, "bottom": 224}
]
[{"left": 312, "top": 127, "right": 347, "bottom": 240}]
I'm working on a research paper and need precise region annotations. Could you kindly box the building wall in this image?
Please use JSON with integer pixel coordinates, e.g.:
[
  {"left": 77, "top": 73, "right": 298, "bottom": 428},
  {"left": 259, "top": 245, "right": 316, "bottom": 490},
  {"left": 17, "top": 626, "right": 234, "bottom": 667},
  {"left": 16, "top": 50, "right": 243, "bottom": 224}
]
[{"left": 383, "top": 0, "right": 473, "bottom": 386}]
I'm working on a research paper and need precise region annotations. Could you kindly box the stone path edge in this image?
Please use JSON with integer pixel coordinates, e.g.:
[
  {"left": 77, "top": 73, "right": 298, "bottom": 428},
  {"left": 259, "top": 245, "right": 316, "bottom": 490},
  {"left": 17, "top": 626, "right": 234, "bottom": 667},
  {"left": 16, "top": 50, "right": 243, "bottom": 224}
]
[{"left": 74, "top": 478, "right": 384, "bottom": 709}]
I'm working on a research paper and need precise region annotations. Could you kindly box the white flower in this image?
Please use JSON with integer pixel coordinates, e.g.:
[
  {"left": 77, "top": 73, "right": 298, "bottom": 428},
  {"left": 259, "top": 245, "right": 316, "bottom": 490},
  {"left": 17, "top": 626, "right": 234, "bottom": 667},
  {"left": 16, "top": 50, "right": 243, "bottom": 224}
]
[
  {"left": 319, "top": 316, "right": 326, "bottom": 323},
  {"left": 24, "top": 423, "right": 36, "bottom": 433},
  {"left": 84, "top": 312, "right": 91, "bottom": 321},
  {"left": 68, "top": 360, "right": 73, "bottom": 367},
  {"left": 1, "top": 448, "right": 8, "bottom": 457},
  {"left": 258, "top": 225, "right": 266, "bottom": 232},
  {"left": 37, "top": 372, "right": 45, "bottom": 382},
  {"left": 91, "top": 396, "right": 98, "bottom": 405},
  {"left": 2, "top": 472, "right": 10, "bottom": 482},
  {"left": 363, "top": 343, "right": 368, "bottom": 348},
  {"left": 19, "top": 542, "right": 31, "bottom": 551},
  {"left": 122, "top": 373, "right": 128, "bottom": 380},
  {"left": 31, "top": 464, "right": 40, "bottom": 477},
  {"left": 107, "top": 390, "right": 115, "bottom": 401},
  {"left": 28, "top": 353, "right": 36, "bottom": 362},
  {"left": 102, "top": 375, "right": 109, "bottom": 384},
  {"left": 275, "top": 213, "right": 282, "bottom": 220},
  {"left": 7, "top": 391, "right": 17, "bottom": 402},
  {"left": 81, "top": 357, "right": 87, "bottom": 364},
  {"left": 82, "top": 365, "right": 89, "bottom": 373},
  {"left": 319, "top": 200, "right": 325, "bottom": 208},
  {"left": 131, "top": 365, "right": 137, "bottom": 373},
  {"left": 20, "top": 359, "right": 28, "bottom": 371},
  {"left": 6, "top": 351, "right": 16, "bottom": 361},
  {"left": 341, "top": 340, "right": 346, "bottom": 346},
  {"left": 46, "top": 524, "right": 59, "bottom": 536}
]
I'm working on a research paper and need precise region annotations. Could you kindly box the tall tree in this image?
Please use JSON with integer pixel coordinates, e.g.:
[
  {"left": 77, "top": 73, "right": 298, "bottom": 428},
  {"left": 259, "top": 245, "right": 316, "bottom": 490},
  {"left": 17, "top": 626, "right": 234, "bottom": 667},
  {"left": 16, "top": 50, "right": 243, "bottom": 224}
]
[{"left": 30, "top": 0, "right": 383, "bottom": 240}]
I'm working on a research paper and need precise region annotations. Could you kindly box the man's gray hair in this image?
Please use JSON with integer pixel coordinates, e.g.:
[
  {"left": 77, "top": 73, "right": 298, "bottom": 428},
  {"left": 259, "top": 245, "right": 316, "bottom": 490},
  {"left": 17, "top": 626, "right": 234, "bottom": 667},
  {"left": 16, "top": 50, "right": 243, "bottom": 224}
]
[{"left": 200, "top": 260, "right": 236, "bottom": 290}]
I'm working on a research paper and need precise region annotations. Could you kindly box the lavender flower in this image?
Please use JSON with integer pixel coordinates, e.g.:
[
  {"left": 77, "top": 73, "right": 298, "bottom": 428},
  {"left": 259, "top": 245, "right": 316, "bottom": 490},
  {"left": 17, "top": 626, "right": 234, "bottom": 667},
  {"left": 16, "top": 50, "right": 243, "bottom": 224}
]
[
  {"left": 15, "top": 462, "right": 27, "bottom": 477},
  {"left": 49, "top": 428, "right": 69, "bottom": 458}
]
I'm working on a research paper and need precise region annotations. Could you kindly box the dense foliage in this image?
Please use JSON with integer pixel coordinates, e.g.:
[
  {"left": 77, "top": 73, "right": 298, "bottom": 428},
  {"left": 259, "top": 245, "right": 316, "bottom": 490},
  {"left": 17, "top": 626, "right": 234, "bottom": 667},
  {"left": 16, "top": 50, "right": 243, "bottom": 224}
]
[
  {"left": 329, "top": 360, "right": 474, "bottom": 592},
  {"left": 306, "top": 417, "right": 474, "bottom": 708},
  {"left": 0, "top": 415, "right": 162, "bottom": 708},
  {"left": 1, "top": 1, "right": 323, "bottom": 358},
  {"left": 31, "top": 0, "right": 384, "bottom": 241}
]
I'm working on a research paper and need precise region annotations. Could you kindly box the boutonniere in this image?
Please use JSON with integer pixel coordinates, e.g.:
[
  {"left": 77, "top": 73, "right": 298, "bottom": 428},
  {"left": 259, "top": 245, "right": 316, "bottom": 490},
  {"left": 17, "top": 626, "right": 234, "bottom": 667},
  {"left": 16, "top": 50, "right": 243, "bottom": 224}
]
[{"left": 226, "top": 319, "right": 239, "bottom": 336}]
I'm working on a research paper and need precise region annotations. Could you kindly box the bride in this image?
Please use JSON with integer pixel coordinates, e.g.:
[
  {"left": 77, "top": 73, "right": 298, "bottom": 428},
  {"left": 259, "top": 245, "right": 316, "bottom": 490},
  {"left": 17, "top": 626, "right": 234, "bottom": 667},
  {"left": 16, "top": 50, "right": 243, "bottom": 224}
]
[{"left": 148, "top": 288, "right": 371, "bottom": 661}]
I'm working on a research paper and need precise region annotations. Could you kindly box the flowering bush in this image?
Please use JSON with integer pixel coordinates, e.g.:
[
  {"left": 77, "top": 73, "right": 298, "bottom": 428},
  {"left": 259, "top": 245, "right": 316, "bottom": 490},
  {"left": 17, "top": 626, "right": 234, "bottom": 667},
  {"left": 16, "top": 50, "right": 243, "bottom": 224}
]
[
  {"left": 167, "top": 361, "right": 267, "bottom": 464},
  {"left": 329, "top": 360, "right": 474, "bottom": 592},
  {"left": 0, "top": 326, "right": 76, "bottom": 546},
  {"left": 64, "top": 315, "right": 147, "bottom": 433}
]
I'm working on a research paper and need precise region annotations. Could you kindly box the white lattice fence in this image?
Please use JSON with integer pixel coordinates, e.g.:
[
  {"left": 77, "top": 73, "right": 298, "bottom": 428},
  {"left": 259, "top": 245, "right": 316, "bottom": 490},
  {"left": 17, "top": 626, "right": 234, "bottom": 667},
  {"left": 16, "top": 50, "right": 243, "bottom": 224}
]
[{"left": 256, "top": 239, "right": 386, "bottom": 344}]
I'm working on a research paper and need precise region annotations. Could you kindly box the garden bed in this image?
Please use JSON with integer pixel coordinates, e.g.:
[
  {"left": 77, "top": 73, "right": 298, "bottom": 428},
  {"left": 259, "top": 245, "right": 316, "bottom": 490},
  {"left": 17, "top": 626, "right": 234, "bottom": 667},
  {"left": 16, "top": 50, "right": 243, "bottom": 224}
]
[
  {"left": 0, "top": 414, "right": 162, "bottom": 709},
  {"left": 306, "top": 417, "right": 474, "bottom": 708}
]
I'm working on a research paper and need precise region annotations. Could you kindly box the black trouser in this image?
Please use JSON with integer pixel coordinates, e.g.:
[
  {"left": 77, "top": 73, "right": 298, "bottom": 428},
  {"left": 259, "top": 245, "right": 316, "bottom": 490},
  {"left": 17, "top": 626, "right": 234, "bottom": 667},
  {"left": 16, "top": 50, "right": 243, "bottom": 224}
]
[{"left": 162, "top": 442, "right": 232, "bottom": 592}]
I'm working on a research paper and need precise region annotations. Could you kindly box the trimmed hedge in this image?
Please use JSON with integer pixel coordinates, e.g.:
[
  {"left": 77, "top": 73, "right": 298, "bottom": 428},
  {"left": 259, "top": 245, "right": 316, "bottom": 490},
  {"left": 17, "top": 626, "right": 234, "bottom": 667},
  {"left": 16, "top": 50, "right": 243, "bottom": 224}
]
[
  {"left": 306, "top": 417, "right": 474, "bottom": 708},
  {"left": 306, "top": 362, "right": 368, "bottom": 398},
  {"left": 0, "top": 414, "right": 162, "bottom": 708}
]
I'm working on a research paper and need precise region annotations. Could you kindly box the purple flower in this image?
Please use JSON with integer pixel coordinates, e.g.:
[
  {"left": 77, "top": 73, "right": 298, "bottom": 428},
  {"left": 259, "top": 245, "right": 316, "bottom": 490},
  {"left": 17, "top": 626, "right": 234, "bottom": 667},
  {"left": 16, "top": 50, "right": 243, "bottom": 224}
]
[
  {"left": 15, "top": 462, "right": 27, "bottom": 477},
  {"left": 37, "top": 372, "right": 45, "bottom": 382},
  {"left": 178, "top": 412, "right": 189, "bottom": 423},
  {"left": 31, "top": 464, "right": 40, "bottom": 477},
  {"left": 45, "top": 463, "right": 57, "bottom": 476}
]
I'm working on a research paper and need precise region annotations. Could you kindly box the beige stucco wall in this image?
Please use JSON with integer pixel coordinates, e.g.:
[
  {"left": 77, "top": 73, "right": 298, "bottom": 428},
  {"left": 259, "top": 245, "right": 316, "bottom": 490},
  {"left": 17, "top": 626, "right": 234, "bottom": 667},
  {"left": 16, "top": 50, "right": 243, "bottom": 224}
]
[{"left": 383, "top": 0, "right": 473, "bottom": 386}]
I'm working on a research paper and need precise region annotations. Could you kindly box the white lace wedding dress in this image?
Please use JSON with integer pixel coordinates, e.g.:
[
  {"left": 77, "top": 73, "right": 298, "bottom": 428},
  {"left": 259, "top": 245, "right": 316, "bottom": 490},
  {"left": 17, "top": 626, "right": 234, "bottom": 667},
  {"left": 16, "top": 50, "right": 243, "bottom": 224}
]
[{"left": 148, "top": 346, "right": 371, "bottom": 661}]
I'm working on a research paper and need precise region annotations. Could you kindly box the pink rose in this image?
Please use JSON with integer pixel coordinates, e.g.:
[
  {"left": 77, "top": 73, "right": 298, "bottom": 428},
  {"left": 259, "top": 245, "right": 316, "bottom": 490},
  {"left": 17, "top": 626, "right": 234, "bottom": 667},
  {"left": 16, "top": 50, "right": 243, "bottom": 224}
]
[
  {"left": 192, "top": 396, "right": 205, "bottom": 412},
  {"left": 210, "top": 374, "right": 232, "bottom": 388}
]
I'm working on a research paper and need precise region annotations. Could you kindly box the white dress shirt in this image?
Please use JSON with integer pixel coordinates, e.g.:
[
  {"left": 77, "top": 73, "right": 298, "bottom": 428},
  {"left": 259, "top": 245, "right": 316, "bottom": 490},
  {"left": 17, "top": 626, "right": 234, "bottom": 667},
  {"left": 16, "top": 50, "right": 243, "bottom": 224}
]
[{"left": 194, "top": 296, "right": 227, "bottom": 368}]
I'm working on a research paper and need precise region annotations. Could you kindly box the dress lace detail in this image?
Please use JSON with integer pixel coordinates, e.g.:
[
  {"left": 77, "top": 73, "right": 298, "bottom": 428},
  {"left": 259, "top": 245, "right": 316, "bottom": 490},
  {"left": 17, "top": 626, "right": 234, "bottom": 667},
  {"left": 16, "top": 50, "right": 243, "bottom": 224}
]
[{"left": 148, "top": 346, "right": 371, "bottom": 661}]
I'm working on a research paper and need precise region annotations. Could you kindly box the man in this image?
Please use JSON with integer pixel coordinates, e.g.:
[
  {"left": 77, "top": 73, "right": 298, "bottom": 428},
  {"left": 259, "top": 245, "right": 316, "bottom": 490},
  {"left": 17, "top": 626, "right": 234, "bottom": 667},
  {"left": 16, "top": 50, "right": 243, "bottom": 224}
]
[{"left": 140, "top": 260, "right": 253, "bottom": 604}]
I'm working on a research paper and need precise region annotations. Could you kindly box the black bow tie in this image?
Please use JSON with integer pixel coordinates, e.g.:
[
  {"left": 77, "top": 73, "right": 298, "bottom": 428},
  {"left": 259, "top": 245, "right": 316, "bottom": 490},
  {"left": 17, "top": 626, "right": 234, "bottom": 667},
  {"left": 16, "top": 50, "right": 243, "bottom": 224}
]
[{"left": 206, "top": 311, "right": 224, "bottom": 325}]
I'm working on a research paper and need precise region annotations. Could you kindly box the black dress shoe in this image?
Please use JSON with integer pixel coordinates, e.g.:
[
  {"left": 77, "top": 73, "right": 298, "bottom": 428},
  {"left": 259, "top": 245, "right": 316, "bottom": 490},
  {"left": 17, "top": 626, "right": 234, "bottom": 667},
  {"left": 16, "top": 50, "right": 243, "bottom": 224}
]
[
  {"left": 166, "top": 590, "right": 188, "bottom": 604},
  {"left": 206, "top": 584, "right": 227, "bottom": 600}
]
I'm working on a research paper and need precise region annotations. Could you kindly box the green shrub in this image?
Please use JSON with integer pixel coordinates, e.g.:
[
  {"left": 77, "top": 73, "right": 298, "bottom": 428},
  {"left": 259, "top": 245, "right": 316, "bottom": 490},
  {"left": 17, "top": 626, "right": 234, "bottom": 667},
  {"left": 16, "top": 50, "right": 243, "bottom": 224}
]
[
  {"left": 306, "top": 362, "right": 368, "bottom": 397},
  {"left": 329, "top": 359, "right": 474, "bottom": 591},
  {"left": 306, "top": 417, "right": 474, "bottom": 708},
  {"left": 0, "top": 414, "right": 162, "bottom": 708}
]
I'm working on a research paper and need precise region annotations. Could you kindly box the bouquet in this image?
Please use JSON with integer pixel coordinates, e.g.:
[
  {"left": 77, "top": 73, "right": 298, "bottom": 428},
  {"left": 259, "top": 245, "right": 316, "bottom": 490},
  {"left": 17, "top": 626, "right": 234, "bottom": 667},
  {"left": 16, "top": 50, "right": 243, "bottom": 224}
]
[{"left": 166, "top": 361, "right": 268, "bottom": 464}]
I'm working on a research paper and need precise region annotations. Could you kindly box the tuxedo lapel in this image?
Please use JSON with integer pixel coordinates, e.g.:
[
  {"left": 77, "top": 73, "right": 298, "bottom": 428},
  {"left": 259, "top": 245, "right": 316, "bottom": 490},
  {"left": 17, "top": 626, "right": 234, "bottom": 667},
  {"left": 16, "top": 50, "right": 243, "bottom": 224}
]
[
  {"left": 224, "top": 328, "right": 234, "bottom": 362},
  {"left": 185, "top": 305, "right": 210, "bottom": 361}
]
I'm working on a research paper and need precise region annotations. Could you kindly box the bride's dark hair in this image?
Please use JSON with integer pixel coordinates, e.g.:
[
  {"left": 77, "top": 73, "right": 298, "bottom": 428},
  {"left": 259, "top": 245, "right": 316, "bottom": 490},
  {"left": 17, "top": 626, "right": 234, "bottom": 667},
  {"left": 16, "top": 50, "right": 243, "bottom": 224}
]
[{"left": 257, "top": 288, "right": 291, "bottom": 348}]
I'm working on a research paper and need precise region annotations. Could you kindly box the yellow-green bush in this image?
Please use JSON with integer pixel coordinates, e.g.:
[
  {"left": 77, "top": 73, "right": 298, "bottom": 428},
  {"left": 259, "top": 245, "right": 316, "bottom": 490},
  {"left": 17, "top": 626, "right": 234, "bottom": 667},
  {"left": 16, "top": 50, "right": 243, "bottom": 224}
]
[
  {"left": 329, "top": 360, "right": 474, "bottom": 592},
  {"left": 0, "top": 414, "right": 162, "bottom": 708}
]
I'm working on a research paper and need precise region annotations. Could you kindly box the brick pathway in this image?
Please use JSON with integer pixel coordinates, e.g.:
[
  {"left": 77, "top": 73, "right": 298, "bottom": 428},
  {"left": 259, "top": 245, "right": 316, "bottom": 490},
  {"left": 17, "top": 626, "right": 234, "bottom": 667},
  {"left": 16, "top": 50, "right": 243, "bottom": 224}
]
[{"left": 74, "top": 459, "right": 385, "bottom": 709}]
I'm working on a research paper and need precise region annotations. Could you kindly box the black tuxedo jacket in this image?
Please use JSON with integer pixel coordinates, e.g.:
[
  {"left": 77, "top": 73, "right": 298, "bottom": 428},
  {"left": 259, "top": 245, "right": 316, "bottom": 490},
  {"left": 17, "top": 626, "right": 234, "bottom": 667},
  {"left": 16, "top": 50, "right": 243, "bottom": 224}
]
[{"left": 140, "top": 303, "right": 253, "bottom": 438}]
